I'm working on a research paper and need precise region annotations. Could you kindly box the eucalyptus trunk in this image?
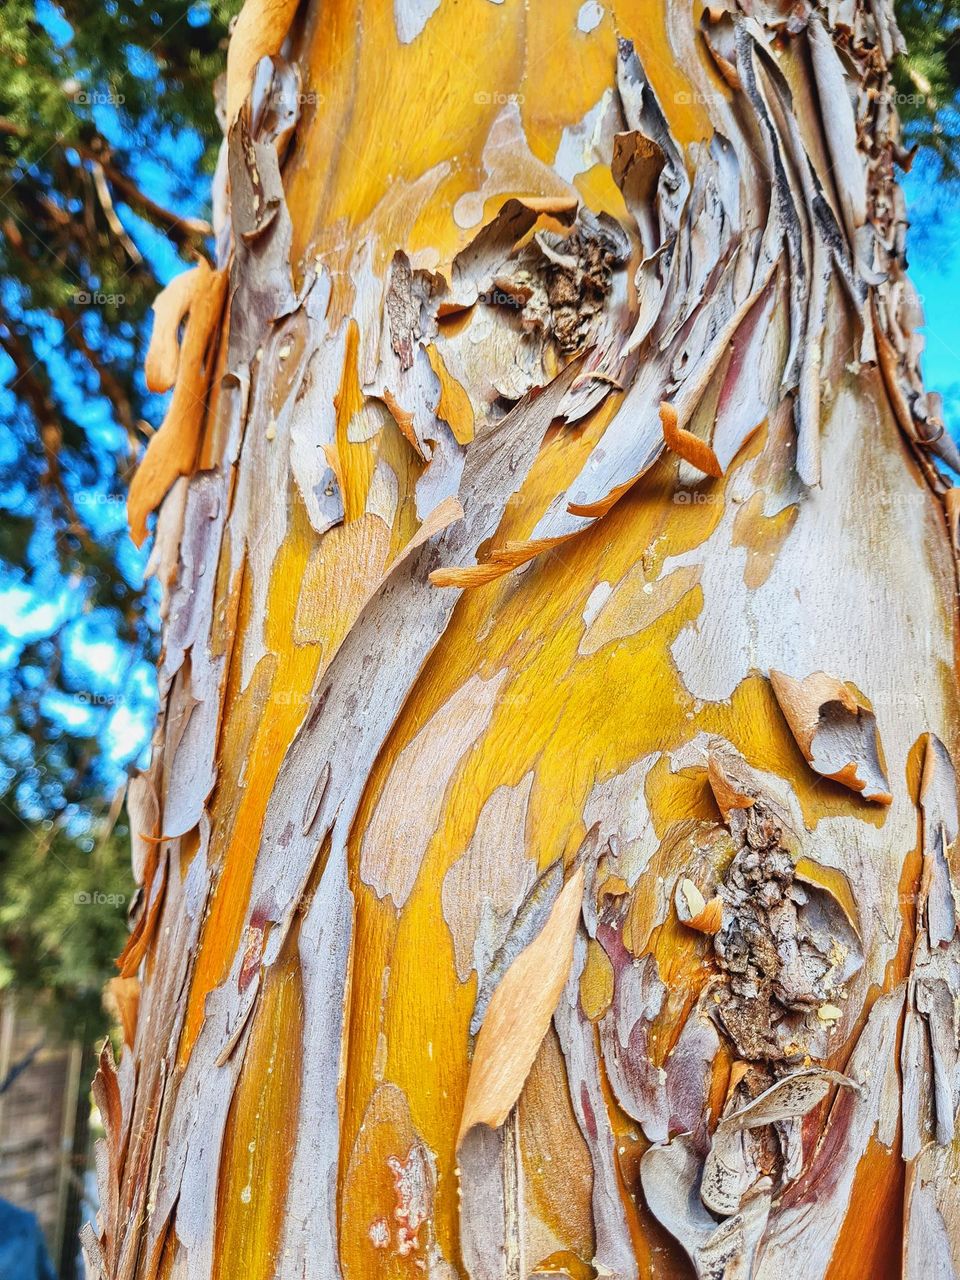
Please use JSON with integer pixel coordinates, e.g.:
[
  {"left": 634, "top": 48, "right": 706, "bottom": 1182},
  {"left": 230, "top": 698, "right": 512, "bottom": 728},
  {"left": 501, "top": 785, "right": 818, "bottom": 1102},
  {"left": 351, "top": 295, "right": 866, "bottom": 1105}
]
[{"left": 84, "top": 1, "right": 960, "bottom": 1277}]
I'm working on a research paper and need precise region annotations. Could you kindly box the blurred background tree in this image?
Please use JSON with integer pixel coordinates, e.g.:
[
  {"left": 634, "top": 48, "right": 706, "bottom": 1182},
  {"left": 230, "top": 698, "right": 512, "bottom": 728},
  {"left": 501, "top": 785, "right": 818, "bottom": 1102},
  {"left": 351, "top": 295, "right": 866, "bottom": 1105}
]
[
  {"left": 0, "top": 798, "right": 130, "bottom": 1038},
  {"left": 894, "top": 0, "right": 960, "bottom": 175},
  {"left": 0, "top": 0, "right": 238, "bottom": 1037}
]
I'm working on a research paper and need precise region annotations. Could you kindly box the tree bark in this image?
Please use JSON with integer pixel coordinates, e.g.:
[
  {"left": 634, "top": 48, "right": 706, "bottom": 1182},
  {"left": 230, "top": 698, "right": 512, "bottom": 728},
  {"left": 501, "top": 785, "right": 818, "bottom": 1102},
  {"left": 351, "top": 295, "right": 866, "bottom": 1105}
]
[{"left": 85, "top": 1, "right": 960, "bottom": 1277}]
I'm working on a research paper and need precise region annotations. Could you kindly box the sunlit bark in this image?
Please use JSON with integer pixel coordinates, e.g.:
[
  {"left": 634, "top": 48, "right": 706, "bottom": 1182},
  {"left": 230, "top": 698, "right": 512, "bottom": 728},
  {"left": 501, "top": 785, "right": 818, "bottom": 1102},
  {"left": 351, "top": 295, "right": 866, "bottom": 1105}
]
[{"left": 85, "top": 1, "right": 960, "bottom": 1277}]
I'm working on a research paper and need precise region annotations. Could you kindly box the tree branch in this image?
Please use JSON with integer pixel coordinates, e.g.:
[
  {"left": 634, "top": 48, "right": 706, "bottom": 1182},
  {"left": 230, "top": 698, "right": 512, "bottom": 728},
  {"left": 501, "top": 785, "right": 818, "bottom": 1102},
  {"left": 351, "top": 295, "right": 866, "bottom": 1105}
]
[
  {"left": 74, "top": 143, "right": 214, "bottom": 252},
  {"left": 0, "top": 117, "right": 213, "bottom": 252}
]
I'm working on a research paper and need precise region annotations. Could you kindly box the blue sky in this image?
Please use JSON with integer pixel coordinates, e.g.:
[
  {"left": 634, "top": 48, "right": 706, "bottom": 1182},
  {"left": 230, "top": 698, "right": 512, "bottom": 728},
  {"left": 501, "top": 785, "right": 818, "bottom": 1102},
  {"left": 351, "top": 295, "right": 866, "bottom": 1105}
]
[
  {"left": 902, "top": 168, "right": 960, "bottom": 422},
  {"left": 0, "top": 3, "right": 212, "bottom": 795}
]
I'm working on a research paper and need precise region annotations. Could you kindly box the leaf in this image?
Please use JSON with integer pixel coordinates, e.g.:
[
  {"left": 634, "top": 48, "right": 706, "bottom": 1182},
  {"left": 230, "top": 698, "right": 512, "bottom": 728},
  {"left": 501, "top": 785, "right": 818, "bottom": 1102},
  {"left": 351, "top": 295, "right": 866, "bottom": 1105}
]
[{"left": 457, "top": 864, "right": 584, "bottom": 1145}]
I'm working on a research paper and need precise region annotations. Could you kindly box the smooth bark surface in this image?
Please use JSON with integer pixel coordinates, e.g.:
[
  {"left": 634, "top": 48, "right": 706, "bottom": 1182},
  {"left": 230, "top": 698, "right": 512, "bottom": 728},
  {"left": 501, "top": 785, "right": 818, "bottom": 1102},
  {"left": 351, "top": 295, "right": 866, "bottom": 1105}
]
[{"left": 86, "top": 1, "right": 960, "bottom": 1277}]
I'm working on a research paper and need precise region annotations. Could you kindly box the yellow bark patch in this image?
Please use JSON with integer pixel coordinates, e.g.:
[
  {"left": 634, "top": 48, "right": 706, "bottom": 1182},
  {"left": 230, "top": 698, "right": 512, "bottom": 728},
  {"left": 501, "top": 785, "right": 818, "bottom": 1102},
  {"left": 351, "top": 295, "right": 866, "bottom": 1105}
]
[
  {"left": 341, "top": 1083, "right": 447, "bottom": 1279},
  {"left": 579, "top": 936, "right": 615, "bottom": 1021},
  {"left": 731, "top": 490, "right": 799, "bottom": 589},
  {"left": 425, "top": 342, "right": 475, "bottom": 445},
  {"left": 213, "top": 947, "right": 304, "bottom": 1280},
  {"left": 579, "top": 561, "right": 702, "bottom": 656}
]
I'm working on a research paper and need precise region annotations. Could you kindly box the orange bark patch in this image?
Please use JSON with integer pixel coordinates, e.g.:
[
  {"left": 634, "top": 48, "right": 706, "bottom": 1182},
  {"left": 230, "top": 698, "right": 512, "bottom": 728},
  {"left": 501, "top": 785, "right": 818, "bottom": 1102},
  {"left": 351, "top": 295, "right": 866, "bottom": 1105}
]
[
  {"left": 826, "top": 1135, "right": 904, "bottom": 1280},
  {"left": 518, "top": 1028, "right": 596, "bottom": 1265},
  {"left": 425, "top": 342, "right": 475, "bottom": 445},
  {"left": 128, "top": 264, "right": 227, "bottom": 546}
]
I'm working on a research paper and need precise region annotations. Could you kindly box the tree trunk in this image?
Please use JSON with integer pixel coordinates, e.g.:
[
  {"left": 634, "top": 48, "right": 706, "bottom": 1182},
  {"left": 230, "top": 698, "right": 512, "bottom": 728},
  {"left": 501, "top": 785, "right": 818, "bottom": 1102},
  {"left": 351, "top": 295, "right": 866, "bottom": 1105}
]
[{"left": 84, "top": 1, "right": 960, "bottom": 1277}]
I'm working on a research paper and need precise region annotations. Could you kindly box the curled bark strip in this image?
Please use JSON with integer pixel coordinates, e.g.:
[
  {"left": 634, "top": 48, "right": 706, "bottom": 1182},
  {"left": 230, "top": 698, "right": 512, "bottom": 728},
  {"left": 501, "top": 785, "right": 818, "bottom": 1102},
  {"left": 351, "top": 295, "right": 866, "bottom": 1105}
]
[
  {"left": 807, "top": 14, "right": 867, "bottom": 251},
  {"left": 769, "top": 669, "right": 892, "bottom": 803},
  {"left": 105, "top": 976, "right": 141, "bottom": 1050},
  {"left": 116, "top": 848, "right": 169, "bottom": 978},
  {"left": 145, "top": 263, "right": 210, "bottom": 394},
  {"left": 430, "top": 534, "right": 570, "bottom": 589},
  {"left": 706, "top": 750, "right": 757, "bottom": 822},
  {"left": 143, "top": 476, "right": 189, "bottom": 620},
  {"left": 79, "top": 1224, "right": 106, "bottom": 1280},
  {"left": 659, "top": 271, "right": 778, "bottom": 479},
  {"left": 902, "top": 733, "right": 960, "bottom": 1164},
  {"left": 675, "top": 877, "right": 724, "bottom": 934},
  {"left": 641, "top": 1136, "right": 773, "bottom": 1280},
  {"left": 612, "top": 130, "right": 665, "bottom": 246},
  {"left": 128, "top": 267, "right": 228, "bottom": 546},
  {"left": 126, "top": 772, "right": 159, "bottom": 886},
  {"left": 944, "top": 488, "right": 960, "bottom": 561},
  {"left": 555, "top": 930, "right": 639, "bottom": 1277},
  {"left": 457, "top": 864, "right": 584, "bottom": 1146},
  {"left": 701, "top": 7, "right": 741, "bottom": 89},
  {"left": 470, "top": 854, "right": 564, "bottom": 1038},
  {"left": 225, "top": 0, "right": 301, "bottom": 124},
  {"left": 660, "top": 401, "right": 723, "bottom": 480},
  {"left": 87, "top": 1040, "right": 126, "bottom": 1275},
  {"left": 701, "top": 1067, "right": 859, "bottom": 1216}
]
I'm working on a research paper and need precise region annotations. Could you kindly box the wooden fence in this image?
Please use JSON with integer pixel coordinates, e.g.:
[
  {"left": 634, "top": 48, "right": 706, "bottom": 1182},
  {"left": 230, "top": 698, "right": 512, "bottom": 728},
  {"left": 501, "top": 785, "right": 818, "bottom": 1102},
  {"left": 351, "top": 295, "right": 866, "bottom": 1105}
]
[{"left": 0, "top": 995, "right": 91, "bottom": 1280}]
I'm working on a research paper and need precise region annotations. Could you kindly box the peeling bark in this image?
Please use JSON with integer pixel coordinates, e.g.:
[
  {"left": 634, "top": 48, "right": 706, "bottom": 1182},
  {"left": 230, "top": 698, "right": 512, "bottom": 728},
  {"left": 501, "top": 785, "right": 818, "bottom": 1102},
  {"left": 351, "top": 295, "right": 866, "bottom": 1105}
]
[{"left": 94, "top": 1, "right": 960, "bottom": 1278}]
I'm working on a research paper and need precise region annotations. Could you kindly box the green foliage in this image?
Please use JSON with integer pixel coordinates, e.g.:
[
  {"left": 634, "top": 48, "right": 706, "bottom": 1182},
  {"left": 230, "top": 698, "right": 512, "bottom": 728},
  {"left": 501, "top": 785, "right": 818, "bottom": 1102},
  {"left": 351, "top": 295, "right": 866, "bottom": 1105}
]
[
  {"left": 0, "top": 1, "right": 238, "bottom": 827},
  {"left": 0, "top": 797, "right": 133, "bottom": 1039},
  {"left": 894, "top": 0, "right": 960, "bottom": 176},
  {"left": 0, "top": 1, "right": 236, "bottom": 1044}
]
